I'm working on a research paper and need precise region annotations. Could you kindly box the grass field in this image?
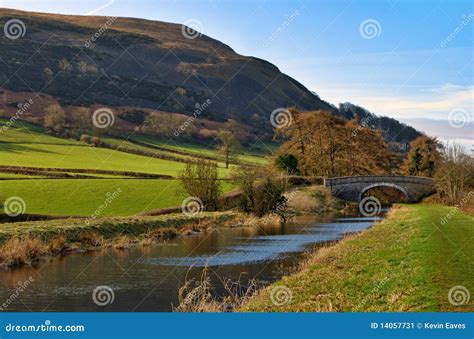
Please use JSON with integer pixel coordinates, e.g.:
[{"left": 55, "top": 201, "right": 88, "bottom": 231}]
[
  {"left": 133, "top": 135, "right": 271, "bottom": 165},
  {"left": 242, "top": 204, "right": 474, "bottom": 312},
  {"left": 0, "top": 120, "right": 265, "bottom": 176},
  {"left": 0, "top": 179, "right": 236, "bottom": 216},
  {"left": 0, "top": 119, "right": 255, "bottom": 215}
]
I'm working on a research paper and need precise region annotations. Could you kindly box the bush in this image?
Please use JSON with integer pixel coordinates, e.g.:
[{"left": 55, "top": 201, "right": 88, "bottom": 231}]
[
  {"left": 91, "top": 137, "right": 101, "bottom": 147},
  {"left": 118, "top": 110, "right": 148, "bottom": 125},
  {"left": 275, "top": 154, "right": 299, "bottom": 174},
  {"left": 253, "top": 177, "right": 287, "bottom": 217},
  {"left": 179, "top": 160, "right": 221, "bottom": 211},
  {"left": 231, "top": 167, "right": 258, "bottom": 213}
]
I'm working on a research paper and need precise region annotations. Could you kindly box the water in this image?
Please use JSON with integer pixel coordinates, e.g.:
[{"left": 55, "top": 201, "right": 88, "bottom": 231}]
[{"left": 0, "top": 213, "right": 382, "bottom": 311}]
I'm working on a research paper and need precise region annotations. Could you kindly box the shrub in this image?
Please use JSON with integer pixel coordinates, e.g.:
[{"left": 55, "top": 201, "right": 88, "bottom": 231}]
[
  {"left": 231, "top": 166, "right": 258, "bottom": 213},
  {"left": 118, "top": 109, "right": 148, "bottom": 125},
  {"left": 253, "top": 177, "right": 287, "bottom": 217},
  {"left": 80, "top": 134, "right": 91, "bottom": 143},
  {"left": 275, "top": 154, "right": 299, "bottom": 174},
  {"left": 179, "top": 160, "right": 221, "bottom": 211},
  {"left": 90, "top": 137, "right": 101, "bottom": 147}
]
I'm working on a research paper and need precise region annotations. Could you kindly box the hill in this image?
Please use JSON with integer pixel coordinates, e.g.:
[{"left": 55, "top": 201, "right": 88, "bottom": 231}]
[{"left": 0, "top": 8, "right": 333, "bottom": 140}]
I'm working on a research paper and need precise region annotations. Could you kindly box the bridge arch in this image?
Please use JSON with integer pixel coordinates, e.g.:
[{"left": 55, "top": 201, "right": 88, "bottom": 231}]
[
  {"left": 324, "top": 175, "right": 436, "bottom": 203},
  {"left": 358, "top": 182, "right": 409, "bottom": 202}
]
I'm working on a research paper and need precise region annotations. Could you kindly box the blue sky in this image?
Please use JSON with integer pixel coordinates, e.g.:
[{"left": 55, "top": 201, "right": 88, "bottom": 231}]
[{"left": 2, "top": 0, "right": 473, "bottom": 149}]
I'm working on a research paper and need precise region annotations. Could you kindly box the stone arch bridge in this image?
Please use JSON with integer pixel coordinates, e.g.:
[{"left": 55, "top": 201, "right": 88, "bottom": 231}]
[{"left": 324, "top": 175, "right": 436, "bottom": 202}]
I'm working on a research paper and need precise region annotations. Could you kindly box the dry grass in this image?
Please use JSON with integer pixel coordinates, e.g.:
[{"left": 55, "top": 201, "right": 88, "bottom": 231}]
[
  {"left": 0, "top": 236, "right": 47, "bottom": 267},
  {"left": 48, "top": 234, "right": 69, "bottom": 254},
  {"left": 112, "top": 235, "right": 138, "bottom": 250},
  {"left": 173, "top": 268, "right": 258, "bottom": 312}
]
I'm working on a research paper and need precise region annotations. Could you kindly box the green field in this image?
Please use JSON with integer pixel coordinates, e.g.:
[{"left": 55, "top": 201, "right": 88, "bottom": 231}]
[
  {"left": 0, "top": 120, "right": 254, "bottom": 215},
  {"left": 242, "top": 204, "right": 474, "bottom": 312},
  {"left": 0, "top": 179, "right": 236, "bottom": 216},
  {"left": 133, "top": 135, "right": 271, "bottom": 165}
]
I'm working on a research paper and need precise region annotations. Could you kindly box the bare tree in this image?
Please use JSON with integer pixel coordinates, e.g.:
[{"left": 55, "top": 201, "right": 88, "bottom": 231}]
[
  {"left": 217, "top": 130, "right": 240, "bottom": 168},
  {"left": 434, "top": 143, "right": 472, "bottom": 205},
  {"left": 179, "top": 160, "right": 221, "bottom": 211}
]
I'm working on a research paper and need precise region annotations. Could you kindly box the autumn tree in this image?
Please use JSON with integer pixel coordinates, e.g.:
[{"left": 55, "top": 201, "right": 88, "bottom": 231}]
[
  {"left": 275, "top": 109, "right": 393, "bottom": 177},
  {"left": 44, "top": 104, "right": 66, "bottom": 134},
  {"left": 403, "top": 136, "right": 442, "bottom": 177},
  {"left": 217, "top": 130, "right": 240, "bottom": 168}
]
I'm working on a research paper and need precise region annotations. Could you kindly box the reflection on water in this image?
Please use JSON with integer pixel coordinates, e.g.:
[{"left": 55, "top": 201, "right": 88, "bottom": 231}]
[{"left": 0, "top": 213, "right": 383, "bottom": 311}]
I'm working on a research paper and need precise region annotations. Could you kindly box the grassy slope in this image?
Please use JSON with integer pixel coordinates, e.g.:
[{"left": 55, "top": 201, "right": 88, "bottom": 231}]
[
  {"left": 242, "top": 204, "right": 474, "bottom": 312},
  {"left": 0, "top": 121, "right": 239, "bottom": 215},
  {"left": 134, "top": 135, "right": 270, "bottom": 165},
  {"left": 0, "top": 179, "right": 236, "bottom": 216}
]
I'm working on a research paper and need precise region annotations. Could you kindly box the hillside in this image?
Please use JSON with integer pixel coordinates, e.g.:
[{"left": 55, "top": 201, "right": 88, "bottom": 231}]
[{"left": 0, "top": 8, "right": 333, "bottom": 138}]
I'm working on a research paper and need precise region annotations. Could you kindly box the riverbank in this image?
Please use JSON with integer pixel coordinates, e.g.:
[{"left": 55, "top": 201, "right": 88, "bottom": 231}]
[
  {"left": 241, "top": 204, "right": 474, "bottom": 312},
  {"left": 0, "top": 211, "right": 266, "bottom": 268},
  {"left": 0, "top": 185, "right": 347, "bottom": 269}
]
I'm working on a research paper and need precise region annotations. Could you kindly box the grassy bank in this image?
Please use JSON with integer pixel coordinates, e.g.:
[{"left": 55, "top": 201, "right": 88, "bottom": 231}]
[
  {"left": 286, "top": 185, "right": 355, "bottom": 215},
  {"left": 0, "top": 211, "right": 247, "bottom": 268},
  {"left": 242, "top": 204, "right": 474, "bottom": 312}
]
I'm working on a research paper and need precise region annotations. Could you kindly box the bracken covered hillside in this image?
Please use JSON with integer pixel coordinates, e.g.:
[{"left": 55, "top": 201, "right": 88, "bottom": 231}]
[{"left": 0, "top": 9, "right": 333, "bottom": 133}]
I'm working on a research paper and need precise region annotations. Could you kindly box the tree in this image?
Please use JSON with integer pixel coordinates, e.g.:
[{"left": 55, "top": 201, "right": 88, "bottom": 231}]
[
  {"left": 434, "top": 143, "right": 472, "bottom": 205},
  {"left": 179, "top": 160, "right": 221, "bottom": 211},
  {"left": 276, "top": 109, "right": 393, "bottom": 177},
  {"left": 231, "top": 166, "right": 259, "bottom": 213},
  {"left": 403, "top": 136, "right": 442, "bottom": 177},
  {"left": 275, "top": 154, "right": 299, "bottom": 174},
  {"left": 142, "top": 112, "right": 196, "bottom": 139},
  {"left": 44, "top": 104, "right": 66, "bottom": 133},
  {"left": 73, "top": 107, "right": 92, "bottom": 134},
  {"left": 217, "top": 130, "right": 240, "bottom": 168},
  {"left": 253, "top": 177, "right": 287, "bottom": 218},
  {"left": 58, "top": 58, "right": 72, "bottom": 72}
]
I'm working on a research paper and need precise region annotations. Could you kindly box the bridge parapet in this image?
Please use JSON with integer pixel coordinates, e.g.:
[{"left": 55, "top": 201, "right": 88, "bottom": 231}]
[{"left": 324, "top": 175, "right": 436, "bottom": 202}]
